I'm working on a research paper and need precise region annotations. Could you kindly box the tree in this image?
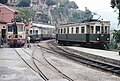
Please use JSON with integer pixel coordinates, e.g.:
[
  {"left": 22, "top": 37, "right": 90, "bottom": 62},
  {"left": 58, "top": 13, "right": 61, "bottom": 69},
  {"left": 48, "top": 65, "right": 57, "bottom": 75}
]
[
  {"left": 112, "top": 30, "right": 120, "bottom": 48},
  {"left": 111, "top": 0, "right": 120, "bottom": 24},
  {"left": 17, "top": 0, "right": 31, "bottom": 7},
  {"left": 46, "top": 0, "right": 55, "bottom": 6},
  {"left": 67, "top": 1, "right": 78, "bottom": 9},
  {"left": 16, "top": 8, "right": 34, "bottom": 25},
  {"left": 113, "top": 30, "right": 120, "bottom": 43},
  {"left": 0, "top": 0, "right": 8, "bottom": 4},
  {"left": 83, "top": 7, "right": 93, "bottom": 21}
]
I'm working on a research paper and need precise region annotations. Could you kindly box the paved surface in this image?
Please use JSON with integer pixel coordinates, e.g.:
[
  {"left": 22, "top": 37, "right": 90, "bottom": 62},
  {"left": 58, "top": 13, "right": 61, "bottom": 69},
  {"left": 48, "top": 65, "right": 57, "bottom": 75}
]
[
  {"left": 0, "top": 42, "right": 120, "bottom": 81},
  {"left": 38, "top": 41, "right": 120, "bottom": 81},
  {"left": 0, "top": 48, "right": 43, "bottom": 81},
  {"left": 66, "top": 46, "right": 120, "bottom": 61}
]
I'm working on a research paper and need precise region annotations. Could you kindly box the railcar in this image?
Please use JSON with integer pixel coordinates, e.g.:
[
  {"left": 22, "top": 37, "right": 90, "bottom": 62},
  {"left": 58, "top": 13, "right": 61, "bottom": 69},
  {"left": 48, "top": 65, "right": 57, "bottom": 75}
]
[
  {"left": 56, "top": 19, "right": 110, "bottom": 49},
  {"left": 28, "top": 23, "right": 55, "bottom": 42},
  {"left": 6, "top": 22, "right": 26, "bottom": 47}
]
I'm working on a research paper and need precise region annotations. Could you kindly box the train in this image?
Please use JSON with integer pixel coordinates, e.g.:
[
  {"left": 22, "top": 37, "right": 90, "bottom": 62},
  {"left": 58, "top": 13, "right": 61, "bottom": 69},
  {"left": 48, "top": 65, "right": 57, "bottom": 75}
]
[
  {"left": 28, "top": 23, "right": 55, "bottom": 42},
  {"left": 6, "top": 22, "right": 26, "bottom": 47},
  {"left": 56, "top": 19, "right": 110, "bottom": 49}
]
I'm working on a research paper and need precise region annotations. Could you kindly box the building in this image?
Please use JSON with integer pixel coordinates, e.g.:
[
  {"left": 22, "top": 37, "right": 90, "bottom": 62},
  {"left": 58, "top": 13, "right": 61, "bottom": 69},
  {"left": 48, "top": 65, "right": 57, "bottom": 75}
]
[{"left": 0, "top": 3, "right": 18, "bottom": 41}]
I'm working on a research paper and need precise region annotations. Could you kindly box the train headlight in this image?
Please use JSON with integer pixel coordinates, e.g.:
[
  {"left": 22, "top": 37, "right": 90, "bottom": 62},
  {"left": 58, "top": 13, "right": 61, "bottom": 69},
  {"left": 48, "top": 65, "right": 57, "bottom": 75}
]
[
  {"left": 107, "top": 38, "right": 109, "bottom": 40},
  {"left": 101, "top": 34, "right": 104, "bottom": 37},
  {"left": 8, "top": 36, "right": 11, "bottom": 38},
  {"left": 19, "top": 35, "right": 22, "bottom": 38},
  {"left": 97, "top": 38, "right": 99, "bottom": 40},
  {"left": 20, "top": 40, "right": 24, "bottom": 43}
]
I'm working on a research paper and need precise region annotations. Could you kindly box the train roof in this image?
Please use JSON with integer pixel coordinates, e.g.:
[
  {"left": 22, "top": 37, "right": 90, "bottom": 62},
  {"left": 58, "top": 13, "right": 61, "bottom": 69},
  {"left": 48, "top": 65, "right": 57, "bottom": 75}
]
[
  {"left": 6, "top": 22, "right": 25, "bottom": 26},
  {"left": 32, "top": 23, "right": 55, "bottom": 28},
  {"left": 57, "top": 19, "right": 110, "bottom": 28},
  {"left": 7, "top": 22, "right": 24, "bottom": 24}
]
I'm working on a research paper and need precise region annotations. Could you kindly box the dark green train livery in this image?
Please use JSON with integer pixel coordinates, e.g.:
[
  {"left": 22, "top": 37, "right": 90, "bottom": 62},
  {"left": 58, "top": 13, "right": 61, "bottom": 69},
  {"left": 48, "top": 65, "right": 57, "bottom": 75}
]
[
  {"left": 28, "top": 23, "right": 55, "bottom": 42},
  {"left": 56, "top": 20, "right": 110, "bottom": 49}
]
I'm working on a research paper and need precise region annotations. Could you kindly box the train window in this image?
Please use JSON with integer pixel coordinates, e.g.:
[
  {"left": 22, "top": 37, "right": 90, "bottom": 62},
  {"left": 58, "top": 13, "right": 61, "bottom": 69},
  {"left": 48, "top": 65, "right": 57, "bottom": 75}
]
[
  {"left": 64, "top": 28, "right": 66, "bottom": 34},
  {"left": 81, "top": 27, "right": 84, "bottom": 33},
  {"left": 90, "top": 26, "right": 94, "bottom": 33},
  {"left": 105, "top": 26, "right": 108, "bottom": 33},
  {"left": 8, "top": 26, "right": 12, "bottom": 32},
  {"left": 101, "top": 26, "right": 104, "bottom": 33},
  {"left": 76, "top": 27, "right": 79, "bottom": 34},
  {"left": 33, "top": 30, "right": 35, "bottom": 34},
  {"left": 58, "top": 29, "right": 60, "bottom": 34},
  {"left": 36, "top": 30, "right": 38, "bottom": 34},
  {"left": 30, "top": 30, "right": 32, "bottom": 34},
  {"left": 67, "top": 28, "right": 69, "bottom": 34},
  {"left": 61, "top": 28, "right": 63, "bottom": 34},
  {"left": 108, "top": 26, "right": 110, "bottom": 33},
  {"left": 96, "top": 26, "right": 100, "bottom": 33},
  {"left": 71, "top": 27, "right": 74, "bottom": 34},
  {"left": 18, "top": 26, "right": 23, "bottom": 32}
]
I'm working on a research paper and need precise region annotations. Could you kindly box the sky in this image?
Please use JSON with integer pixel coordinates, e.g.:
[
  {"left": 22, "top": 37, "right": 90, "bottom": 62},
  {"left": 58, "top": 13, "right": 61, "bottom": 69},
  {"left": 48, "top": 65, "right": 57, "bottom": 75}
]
[{"left": 69, "top": 0, "right": 119, "bottom": 30}]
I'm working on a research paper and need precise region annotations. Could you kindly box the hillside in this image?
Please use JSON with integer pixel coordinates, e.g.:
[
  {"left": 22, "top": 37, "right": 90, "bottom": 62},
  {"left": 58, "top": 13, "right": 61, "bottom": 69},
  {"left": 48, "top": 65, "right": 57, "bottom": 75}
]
[{"left": 31, "top": 0, "right": 93, "bottom": 25}]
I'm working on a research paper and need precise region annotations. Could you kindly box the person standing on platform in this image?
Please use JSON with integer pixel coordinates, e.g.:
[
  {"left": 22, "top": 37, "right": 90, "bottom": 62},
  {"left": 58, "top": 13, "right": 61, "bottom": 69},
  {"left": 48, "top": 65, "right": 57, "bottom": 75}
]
[
  {"left": 0, "top": 37, "right": 3, "bottom": 48},
  {"left": 27, "top": 36, "right": 31, "bottom": 48},
  {"left": 0, "top": 37, "right": 1, "bottom": 48}
]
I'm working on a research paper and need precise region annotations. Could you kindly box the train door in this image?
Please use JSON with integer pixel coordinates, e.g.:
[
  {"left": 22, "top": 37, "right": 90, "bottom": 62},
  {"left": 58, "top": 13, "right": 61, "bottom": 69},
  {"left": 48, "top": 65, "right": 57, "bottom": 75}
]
[
  {"left": 1, "top": 29, "right": 6, "bottom": 43},
  {"left": 86, "top": 25, "right": 90, "bottom": 42}
]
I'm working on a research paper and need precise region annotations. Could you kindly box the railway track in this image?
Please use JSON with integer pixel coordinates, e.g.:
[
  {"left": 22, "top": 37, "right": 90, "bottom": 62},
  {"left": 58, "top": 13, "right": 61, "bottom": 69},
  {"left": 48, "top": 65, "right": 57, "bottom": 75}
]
[
  {"left": 38, "top": 41, "right": 120, "bottom": 76},
  {"left": 14, "top": 48, "right": 49, "bottom": 81},
  {"left": 14, "top": 47, "right": 74, "bottom": 81},
  {"left": 34, "top": 45, "right": 74, "bottom": 81}
]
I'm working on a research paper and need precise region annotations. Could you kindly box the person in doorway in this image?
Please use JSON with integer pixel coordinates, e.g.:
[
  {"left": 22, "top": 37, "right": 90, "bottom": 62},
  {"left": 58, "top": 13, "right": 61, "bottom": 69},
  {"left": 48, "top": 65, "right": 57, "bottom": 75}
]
[
  {"left": 0, "top": 37, "right": 3, "bottom": 48},
  {"left": 0, "top": 37, "right": 1, "bottom": 48},
  {"left": 27, "top": 36, "right": 31, "bottom": 48}
]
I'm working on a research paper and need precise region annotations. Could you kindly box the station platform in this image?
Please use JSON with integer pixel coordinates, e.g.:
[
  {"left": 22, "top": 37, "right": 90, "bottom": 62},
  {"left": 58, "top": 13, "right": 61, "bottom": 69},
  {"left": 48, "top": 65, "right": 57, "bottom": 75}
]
[
  {"left": 61, "top": 46, "right": 120, "bottom": 66},
  {"left": 0, "top": 48, "right": 43, "bottom": 81}
]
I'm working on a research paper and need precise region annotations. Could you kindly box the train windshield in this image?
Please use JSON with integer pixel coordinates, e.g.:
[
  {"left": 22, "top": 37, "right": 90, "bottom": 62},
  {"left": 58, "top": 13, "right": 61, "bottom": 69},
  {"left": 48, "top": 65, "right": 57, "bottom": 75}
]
[
  {"left": 7, "top": 23, "right": 24, "bottom": 32},
  {"left": 8, "top": 26, "right": 13, "bottom": 32},
  {"left": 17, "top": 25, "right": 24, "bottom": 32}
]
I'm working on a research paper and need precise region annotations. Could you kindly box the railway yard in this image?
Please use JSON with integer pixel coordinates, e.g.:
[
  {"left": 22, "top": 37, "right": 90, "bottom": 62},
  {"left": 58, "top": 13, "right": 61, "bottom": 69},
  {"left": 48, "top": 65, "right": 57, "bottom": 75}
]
[
  {"left": 0, "top": 1, "right": 120, "bottom": 81},
  {"left": 0, "top": 40, "right": 119, "bottom": 81}
]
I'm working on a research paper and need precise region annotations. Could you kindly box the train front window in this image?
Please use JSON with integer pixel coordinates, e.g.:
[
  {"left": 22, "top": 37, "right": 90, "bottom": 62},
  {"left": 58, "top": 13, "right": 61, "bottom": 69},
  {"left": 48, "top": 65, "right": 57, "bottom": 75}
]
[
  {"left": 90, "top": 26, "right": 94, "bottom": 33},
  {"left": 61, "top": 29, "right": 63, "bottom": 34},
  {"left": 101, "top": 26, "right": 104, "bottom": 33},
  {"left": 36, "top": 30, "right": 38, "bottom": 34},
  {"left": 30, "top": 30, "right": 32, "bottom": 34},
  {"left": 67, "top": 28, "right": 69, "bottom": 34},
  {"left": 64, "top": 28, "right": 66, "bottom": 34},
  {"left": 8, "top": 26, "right": 12, "bottom": 32},
  {"left": 81, "top": 27, "right": 84, "bottom": 33},
  {"left": 96, "top": 26, "right": 100, "bottom": 33},
  {"left": 76, "top": 27, "right": 79, "bottom": 34},
  {"left": 58, "top": 29, "right": 60, "bottom": 34},
  {"left": 18, "top": 25, "right": 23, "bottom": 32},
  {"left": 105, "top": 26, "right": 108, "bottom": 33},
  {"left": 71, "top": 27, "right": 74, "bottom": 34}
]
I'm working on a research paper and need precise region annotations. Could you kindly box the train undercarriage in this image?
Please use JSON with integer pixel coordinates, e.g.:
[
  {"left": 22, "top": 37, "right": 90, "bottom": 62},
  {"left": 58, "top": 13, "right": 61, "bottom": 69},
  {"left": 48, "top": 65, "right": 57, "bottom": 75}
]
[{"left": 57, "top": 40, "right": 109, "bottom": 49}]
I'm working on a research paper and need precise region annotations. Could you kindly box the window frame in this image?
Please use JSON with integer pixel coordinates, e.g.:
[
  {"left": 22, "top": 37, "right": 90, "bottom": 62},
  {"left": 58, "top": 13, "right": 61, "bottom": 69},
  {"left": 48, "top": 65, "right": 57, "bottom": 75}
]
[
  {"left": 8, "top": 26, "right": 13, "bottom": 32},
  {"left": 96, "top": 26, "right": 100, "bottom": 33},
  {"left": 81, "top": 27, "right": 85, "bottom": 33},
  {"left": 76, "top": 27, "right": 79, "bottom": 34},
  {"left": 71, "top": 27, "right": 74, "bottom": 34},
  {"left": 64, "top": 28, "right": 66, "bottom": 34},
  {"left": 90, "top": 26, "right": 94, "bottom": 33}
]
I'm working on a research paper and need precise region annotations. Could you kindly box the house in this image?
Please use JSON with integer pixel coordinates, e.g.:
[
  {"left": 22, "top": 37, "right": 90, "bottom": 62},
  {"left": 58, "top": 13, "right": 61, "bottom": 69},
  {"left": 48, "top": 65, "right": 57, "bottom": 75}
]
[{"left": 0, "top": 3, "right": 18, "bottom": 41}]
